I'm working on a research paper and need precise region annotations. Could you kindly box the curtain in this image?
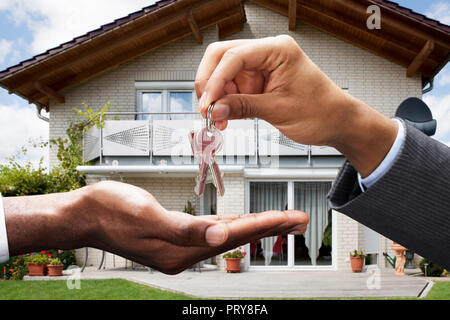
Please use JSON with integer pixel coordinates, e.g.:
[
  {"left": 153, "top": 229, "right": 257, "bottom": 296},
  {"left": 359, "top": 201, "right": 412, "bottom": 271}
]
[
  {"left": 294, "top": 182, "right": 331, "bottom": 265},
  {"left": 250, "top": 182, "right": 287, "bottom": 266}
]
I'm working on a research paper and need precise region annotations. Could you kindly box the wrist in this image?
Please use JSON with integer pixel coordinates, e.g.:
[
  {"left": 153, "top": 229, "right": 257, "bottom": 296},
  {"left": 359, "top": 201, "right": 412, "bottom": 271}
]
[
  {"left": 4, "top": 188, "right": 96, "bottom": 256},
  {"left": 328, "top": 94, "right": 398, "bottom": 178}
]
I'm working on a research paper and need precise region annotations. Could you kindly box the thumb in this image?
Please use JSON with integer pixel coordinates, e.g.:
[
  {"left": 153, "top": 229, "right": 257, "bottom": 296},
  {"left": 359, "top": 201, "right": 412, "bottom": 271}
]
[{"left": 212, "top": 93, "right": 282, "bottom": 121}]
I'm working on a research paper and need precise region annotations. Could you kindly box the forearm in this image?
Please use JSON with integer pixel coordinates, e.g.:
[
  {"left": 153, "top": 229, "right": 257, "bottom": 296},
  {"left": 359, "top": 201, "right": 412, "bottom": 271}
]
[
  {"left": 3, "top": 188, "right": 95, "bottom": 256},
  {"left": 327, "top": 93, "right": 398, "bottom": 178}
]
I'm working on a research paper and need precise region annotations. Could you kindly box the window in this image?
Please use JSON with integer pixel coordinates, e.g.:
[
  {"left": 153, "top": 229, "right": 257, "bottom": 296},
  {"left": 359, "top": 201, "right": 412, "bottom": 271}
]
[{"left": 136, "top": 82, "right": 195, "bottom": 120}]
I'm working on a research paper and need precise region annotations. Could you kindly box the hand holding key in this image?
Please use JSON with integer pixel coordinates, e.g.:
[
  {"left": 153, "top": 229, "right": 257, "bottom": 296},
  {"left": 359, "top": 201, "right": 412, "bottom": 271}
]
[
  {"left": 195, "top": 36, "right": 398, "bottom": 178},
  {"left": 191, "top": 104, "right": 225, "bottom": 197}
]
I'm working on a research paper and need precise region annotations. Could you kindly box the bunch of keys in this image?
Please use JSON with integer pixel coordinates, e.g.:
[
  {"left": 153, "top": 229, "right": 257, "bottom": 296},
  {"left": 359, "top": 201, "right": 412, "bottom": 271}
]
[{"left": 189, "top": 103, "right": 225, "bottom": 197}]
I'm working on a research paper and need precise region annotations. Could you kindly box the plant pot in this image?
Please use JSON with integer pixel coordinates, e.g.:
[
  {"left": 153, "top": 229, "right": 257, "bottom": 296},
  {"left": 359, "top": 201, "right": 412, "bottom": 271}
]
[
  {"left": 27, "top": 263, "right": 46, "bottom": 276},
  {"left": 225, "top": 258, "right": 242, "bottom": 273},
  {"left": 350, "top": 256, "right": 365, "bottom": 273},
  {"left": 47, "top": 264, "right": 64, "bottom": 277}
]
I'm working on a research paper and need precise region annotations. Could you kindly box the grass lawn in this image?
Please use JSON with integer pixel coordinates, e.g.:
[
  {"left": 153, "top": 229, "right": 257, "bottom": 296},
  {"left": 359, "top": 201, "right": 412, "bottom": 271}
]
[
  {"left": 0, "top": 279, "right": 195, "bottom": 300},
  {"left": 423, "top": 282, "right": 450, "bottom": 300},
  {"left": 0, "top": 279, "right": 448, "bottom": 300}
]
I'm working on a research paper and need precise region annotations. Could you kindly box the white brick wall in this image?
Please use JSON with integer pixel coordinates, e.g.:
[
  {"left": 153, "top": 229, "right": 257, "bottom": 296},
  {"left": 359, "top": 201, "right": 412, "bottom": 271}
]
[{"left": 52, "top": 3, "right": 422, "bottom": 271}]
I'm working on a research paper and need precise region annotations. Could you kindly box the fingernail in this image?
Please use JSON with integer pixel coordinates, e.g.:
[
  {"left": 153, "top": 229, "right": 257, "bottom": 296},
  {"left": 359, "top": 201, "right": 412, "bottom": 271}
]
[
  {"left": 205, "top": 224, "right": 227, "bottom": 246},
  {"left": 213, "top": 103, "right": 230, "bottom": 120},
  {"left": 199, "top": 92, "right": 207, "bottom": 111}
]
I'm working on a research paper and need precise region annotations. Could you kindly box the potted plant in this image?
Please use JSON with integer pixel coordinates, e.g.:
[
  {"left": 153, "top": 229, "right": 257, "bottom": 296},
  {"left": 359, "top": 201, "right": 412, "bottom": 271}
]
[
  {"left": 25, "top": 254, "right": 49, "bottom": 276},
  {"left": 350, "top": 250, "right": 366, "bottom": 273},
  {"left": 223, "top": 247, "right": 246, "bottom": 273},
  {"left": 47, "top": 258, "right": 64, "bottom": 277}
]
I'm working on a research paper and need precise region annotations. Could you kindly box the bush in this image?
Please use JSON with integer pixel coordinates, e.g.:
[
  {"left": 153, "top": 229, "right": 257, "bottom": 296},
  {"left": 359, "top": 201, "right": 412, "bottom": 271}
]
[
  {"left": 24, "top": 254, "right": 49, "bottom": 265},
  {"left": 49, "top": 250, "right": 76, "bottom": 269},
  {"left": 223, "top": 247, "right": 246, "bottom": 259},
  {"left": 350, "top": 250, "right": 366, "bottom": 258},
  {"left": 49, "top": 258, "right": 63, "bottom": 266},
  {"left": 0, "top": 256, "right": 28, "bottom": 280},
  {"left": 419, "top": 258, "right": 446, "bottom": 277}
]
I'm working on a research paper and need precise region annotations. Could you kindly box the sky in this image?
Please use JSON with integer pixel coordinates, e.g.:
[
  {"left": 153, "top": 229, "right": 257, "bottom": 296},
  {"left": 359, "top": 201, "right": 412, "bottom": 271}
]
[{"left": 0, "top": 0, "right": 449, "bottom": 167}]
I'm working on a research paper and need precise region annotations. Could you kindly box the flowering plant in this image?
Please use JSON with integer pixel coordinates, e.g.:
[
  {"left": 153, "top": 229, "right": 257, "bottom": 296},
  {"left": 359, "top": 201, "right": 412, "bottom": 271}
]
[{"left": 223, "top": 247, "right": 247, "bottom": 259}]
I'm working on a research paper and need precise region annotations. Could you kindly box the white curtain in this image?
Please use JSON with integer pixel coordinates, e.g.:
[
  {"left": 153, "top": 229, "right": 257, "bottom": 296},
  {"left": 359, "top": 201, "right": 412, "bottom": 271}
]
[
  {"left": 250, "top": 182, "right": 287, "bottom": 266},
  {"left": 294, "top": 182, "right": 331, "bottom": 265}
]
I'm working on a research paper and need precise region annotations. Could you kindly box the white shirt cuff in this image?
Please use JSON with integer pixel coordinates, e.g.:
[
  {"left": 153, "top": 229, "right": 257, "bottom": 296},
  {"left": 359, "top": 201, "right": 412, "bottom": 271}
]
[
  {"left": 358, "top": 119, "right": 406, "bottom": 191},
  {"left": 0, "top": 194, "right": 10, "bottom": 263}
]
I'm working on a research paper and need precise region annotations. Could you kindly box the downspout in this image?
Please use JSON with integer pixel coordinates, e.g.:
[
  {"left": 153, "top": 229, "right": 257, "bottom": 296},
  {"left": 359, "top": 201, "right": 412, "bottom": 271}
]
[
  {"left": 422, "top": 77, "right": 434, "bottom": 95},
  {"left": 36, "top": 105, "right": 49, "bottom": 122}
]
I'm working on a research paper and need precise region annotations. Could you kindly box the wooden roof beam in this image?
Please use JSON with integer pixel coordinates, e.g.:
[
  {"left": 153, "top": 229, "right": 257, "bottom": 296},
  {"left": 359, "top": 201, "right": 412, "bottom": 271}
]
[
  {"left": 11, "top": 0, "right": 227, "bottom": 91},
  {"left": 288, "top": 0, "right": 297, "bottom": 31},
  {"left": 187, "top": 11, "right": 203, "bottom": 44},
  {"left": 250, "top": 0, "right": 437, "bottom": 76},
  {"left": 33, "top": 81, "right": 65, "bottom": 104},
  {"left": 40, "top": 6, "right": 245, "bottom": 100},
  {"left": 407, "top": 40, "right": 435, "bottom": 78}
]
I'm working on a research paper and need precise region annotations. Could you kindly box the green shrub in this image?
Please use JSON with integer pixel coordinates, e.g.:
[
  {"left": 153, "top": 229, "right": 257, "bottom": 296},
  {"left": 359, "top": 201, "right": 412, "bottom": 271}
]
[
  {"left": 49, "top": 258, "right": 63, "bottom": 266},
  {"left": 53, "top": 250, "right": 76, "bottom": 269},
  {"left": 183, "top": 201, "right": 196, "bottom": 216},
  {"left": 223, "top": 248, "right": 246, "bottom": 259},
  {"left": 25, "top": 254, "right": 49, "bottom": 265},
  {"left": 0, "top": 256, "right": 28, "bottom": 280},
  {"left": 419, "top": 258, "right": 445, "bottom": 277},
  {"left": 350, "top": 250, "right": 366, "bottom": 258}
]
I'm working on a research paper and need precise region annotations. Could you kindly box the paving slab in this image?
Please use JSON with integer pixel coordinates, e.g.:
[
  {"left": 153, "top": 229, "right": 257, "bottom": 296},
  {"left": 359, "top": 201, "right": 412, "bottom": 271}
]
[{"left": 25, "top": 268, "right": 429, "bottom": 299}]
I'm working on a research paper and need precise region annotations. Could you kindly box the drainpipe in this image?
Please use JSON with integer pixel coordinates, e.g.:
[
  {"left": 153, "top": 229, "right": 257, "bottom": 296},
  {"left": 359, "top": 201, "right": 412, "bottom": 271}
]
[
  {"left": 36, "top": 105, "right": 49, "bottom": 122},
  {"left": 422, "top": 77, "right": 434, "bottom": 95}
]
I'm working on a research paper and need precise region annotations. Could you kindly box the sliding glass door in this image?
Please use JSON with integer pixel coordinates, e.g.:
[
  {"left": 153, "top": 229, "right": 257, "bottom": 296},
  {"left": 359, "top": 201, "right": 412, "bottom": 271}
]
[
  {"left": 293, "top": 182, "right": 332, "bottom": 266},
  {"left": 249, "top": 182, "right": 288, "bottom": 266},
  {"left": 248, "top": 181, "right": 333, "bottom": 269}
]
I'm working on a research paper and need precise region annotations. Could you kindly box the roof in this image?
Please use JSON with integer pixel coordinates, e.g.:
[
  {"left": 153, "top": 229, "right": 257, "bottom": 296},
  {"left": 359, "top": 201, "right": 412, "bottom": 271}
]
[
  {"left": 0, "top": 0, "right": 177, "bottom": 78},
  {"left": 372, "top": 0, "right": 450, "bottom": 33},
  {"left": 0, "top": 0, "right": 449, "bottom": 110}
]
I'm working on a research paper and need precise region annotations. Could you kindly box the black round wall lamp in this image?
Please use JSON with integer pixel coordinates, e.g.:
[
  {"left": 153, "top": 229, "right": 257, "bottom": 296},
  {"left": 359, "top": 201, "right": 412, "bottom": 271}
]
[{"left": 395, "top": 97, "right": 437, "bottom": 137}]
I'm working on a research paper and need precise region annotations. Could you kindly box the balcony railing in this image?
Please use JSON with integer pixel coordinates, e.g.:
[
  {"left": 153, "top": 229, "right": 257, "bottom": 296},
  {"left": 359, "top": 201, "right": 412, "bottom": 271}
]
[{"left": 83, "top": 112, "right": 340, "bottom": 163}]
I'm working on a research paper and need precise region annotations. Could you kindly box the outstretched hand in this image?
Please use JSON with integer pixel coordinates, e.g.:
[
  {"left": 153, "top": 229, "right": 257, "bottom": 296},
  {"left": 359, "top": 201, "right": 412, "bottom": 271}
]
[{"left": 4, "top": 181, "right": 309, "bottom": 275}]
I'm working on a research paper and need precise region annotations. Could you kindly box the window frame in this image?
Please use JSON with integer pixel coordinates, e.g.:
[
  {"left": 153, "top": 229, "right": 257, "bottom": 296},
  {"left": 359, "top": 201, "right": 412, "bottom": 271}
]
[{"left": 136, "top": 82, "right": 196, "bottom": 120}]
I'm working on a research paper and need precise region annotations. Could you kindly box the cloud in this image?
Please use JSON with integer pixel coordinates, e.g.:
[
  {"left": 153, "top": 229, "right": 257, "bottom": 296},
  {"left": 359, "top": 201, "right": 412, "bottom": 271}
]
[
  {"left": 423, "top": 93, "right": 450, "bottom": 146},
  {"left": 0, "top": 104, "right": 49, "bottom": 167},
  {"left": 0, "top": 0, "right": 155, "bottom": 54},
  {"left": 0, "top": 39, "right": 12, "bottom": 65},
  {"left": 437, "top": 71, "right": 450, "bottom": 87},
  {"left": 0, "top": 1, "right": 157, "bottom": 166},
  {"left": 425, "top": 2, "right": 450, "bottom": 25}
]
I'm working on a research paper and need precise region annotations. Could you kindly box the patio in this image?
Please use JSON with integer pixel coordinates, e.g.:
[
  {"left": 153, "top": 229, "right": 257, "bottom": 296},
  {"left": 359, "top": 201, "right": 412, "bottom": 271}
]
[{"left": 25, "top": 267, "right": 430, "bottom": 299}]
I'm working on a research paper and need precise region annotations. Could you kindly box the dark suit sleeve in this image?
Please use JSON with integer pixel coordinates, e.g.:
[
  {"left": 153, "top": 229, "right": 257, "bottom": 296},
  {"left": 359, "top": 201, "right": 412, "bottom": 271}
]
[{"left": 328, "top": 122, "right": 450, "bottom": 269}]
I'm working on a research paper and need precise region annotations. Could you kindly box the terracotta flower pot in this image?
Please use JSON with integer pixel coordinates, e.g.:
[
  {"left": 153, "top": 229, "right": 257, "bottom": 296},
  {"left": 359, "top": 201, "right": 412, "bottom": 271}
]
[
  {"left": 27, "top": 262, "right": 46, "bottom": 276},
  {"left": 225, "top": 258, "right": 242, "bottom": 273},
  {"left": 47, "top": 264, "right": 64, "bottom": 277},
  {"left": 350, "top": 256, "right": 365, "bottom": 273}
]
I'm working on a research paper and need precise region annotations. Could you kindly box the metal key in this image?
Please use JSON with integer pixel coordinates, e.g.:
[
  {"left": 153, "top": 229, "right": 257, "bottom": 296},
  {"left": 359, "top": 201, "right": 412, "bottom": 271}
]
[{"left": 191, "top": 104, "right": 225, "bottom": 197}]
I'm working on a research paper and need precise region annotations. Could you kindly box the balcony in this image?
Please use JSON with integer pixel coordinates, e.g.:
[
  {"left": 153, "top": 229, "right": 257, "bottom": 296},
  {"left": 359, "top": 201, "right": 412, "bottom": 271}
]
[{"left": 81, "top": 112, "right": 342, "bottom": 174}]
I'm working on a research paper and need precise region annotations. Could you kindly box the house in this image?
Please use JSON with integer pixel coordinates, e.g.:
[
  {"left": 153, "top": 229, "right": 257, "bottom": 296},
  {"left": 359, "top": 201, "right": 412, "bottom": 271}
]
[{"left": 1, "top": 0, "right": 449, "bottom": 272}]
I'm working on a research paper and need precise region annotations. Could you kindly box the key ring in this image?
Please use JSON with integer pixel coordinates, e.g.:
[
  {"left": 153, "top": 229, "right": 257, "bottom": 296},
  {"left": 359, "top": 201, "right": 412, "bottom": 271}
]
[{"left": 206, "top": 103, "right": 216, "bottom": 132}]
